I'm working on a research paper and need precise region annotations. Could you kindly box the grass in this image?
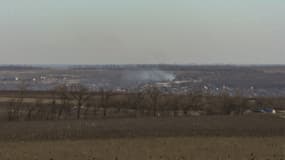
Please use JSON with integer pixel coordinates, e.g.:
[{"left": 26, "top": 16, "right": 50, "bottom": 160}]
[
  {"left": 0, "top": 115, "right": 283, "bottom": 159},
  {"left": 0, "top": 137, "right": 284, "bottom": 160},
  {"left": 0, "top": 115, "right": 284, "bottom": 141}
]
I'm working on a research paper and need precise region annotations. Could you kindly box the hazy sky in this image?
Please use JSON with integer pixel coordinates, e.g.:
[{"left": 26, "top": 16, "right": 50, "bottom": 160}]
[{"left": 0, "top": 0, "right": 284, "bottom": 64}]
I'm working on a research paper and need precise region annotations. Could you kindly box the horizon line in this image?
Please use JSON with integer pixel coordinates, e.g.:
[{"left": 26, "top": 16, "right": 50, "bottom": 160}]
[{"left": 0, "top": 63, "right": 285, "bottom": 66}]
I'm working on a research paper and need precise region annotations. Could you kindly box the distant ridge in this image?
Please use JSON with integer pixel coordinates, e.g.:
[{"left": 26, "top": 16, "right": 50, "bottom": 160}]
[{"left": 0, "top": 64, "right": 285, "bottom": 70}]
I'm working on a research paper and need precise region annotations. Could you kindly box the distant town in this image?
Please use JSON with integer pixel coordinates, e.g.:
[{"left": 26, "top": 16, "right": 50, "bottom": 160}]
[{"left": 1, "top": 64, "right": 285, "bottom": 97}]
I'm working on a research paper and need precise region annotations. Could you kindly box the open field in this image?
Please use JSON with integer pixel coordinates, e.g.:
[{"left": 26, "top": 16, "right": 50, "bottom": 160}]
[
  {"left": 0, "top": 108, "right": 284, "bottom": 160},
  {"left": 0, "top": 116, "right": 284, "bottom": 141},
  {"left": 0, "top": 89, "right": 283, "bottom": 160},
  {"left": 0, "top": 137, "right": 284, "bottom": 160}
]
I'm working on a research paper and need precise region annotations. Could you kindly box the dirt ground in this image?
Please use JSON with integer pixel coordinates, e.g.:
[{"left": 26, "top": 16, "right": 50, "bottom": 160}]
[
  {"left": 0, "top": 116, "right": 284, "bottom": 160},
  {"left": 0, "top": 116, "right": 284, "bottom": 141},
  {"left": 0, "top": 137, "right": 284, "bottom": 160}
]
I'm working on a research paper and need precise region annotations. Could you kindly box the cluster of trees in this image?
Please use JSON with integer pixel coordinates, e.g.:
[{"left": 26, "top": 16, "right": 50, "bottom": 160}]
[{"left": 5, "top": 83, "right": 272, "bottom": 121}]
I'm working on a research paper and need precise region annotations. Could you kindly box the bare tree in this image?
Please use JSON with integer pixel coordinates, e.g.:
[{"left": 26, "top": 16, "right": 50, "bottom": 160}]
[
  {"left": 144, "top": 86, "right": 161, "bottom": 117},
  {"left": 54, "top": 85, "right": 71, "bottom": 120},
  {"left": 68, "top": 84, "right": 91, "bottom": 120},
  {"left": 133, "top": 91, "right": 145, "bottom": 117},
  {"left": 98, "top": 88, "right": 112, "bottom": 117},
  {"left": 125, "top": 91, "right": 145, "bottom": 117},
  {"left": 47, "top": 91, "right": 58, "bottom": 120},
  {"left": 83, "top": 98, "right": 93, "bottom": 119},
  {"left": 180, "top": 91, "right": 204, "bottom": 115},
  {"left": 7, "top": 99, "right": 17, "bottom": 121},
  {"left": 7, "top": 81, "right": 29, "bottom": 121},
  {"left": 25, "top": 103, "right": 35, "bottom": 120},
  {"left": 34, "top": 98, "right": 44, "bottom": 120}
]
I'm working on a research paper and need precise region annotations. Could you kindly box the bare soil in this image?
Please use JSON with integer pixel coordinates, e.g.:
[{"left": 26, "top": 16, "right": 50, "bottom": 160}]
[
  {"left": 0, "top": 137, "right": 284, "bottom": 160},
  {"left": 0, "top": 115, "right": 284, "bottom": 141}
]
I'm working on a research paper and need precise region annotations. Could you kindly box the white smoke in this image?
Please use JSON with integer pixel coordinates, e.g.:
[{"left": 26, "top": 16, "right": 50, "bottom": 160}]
[{"left": 123, "top": 70, "right": 175, "bottom": 82}]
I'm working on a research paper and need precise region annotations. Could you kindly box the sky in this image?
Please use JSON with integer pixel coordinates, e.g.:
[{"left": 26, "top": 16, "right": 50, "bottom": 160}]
[{"left": 0, "top": 0, "right": 284, "bottom": 64}]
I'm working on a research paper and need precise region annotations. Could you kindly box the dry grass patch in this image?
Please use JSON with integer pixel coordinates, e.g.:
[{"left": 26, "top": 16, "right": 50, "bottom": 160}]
[{"left": 0, "top": 137, "right": 284, "bottom": 160}]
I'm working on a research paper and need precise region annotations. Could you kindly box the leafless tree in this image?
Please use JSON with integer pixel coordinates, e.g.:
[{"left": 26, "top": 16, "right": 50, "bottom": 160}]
[
  {"left": 54, "top": 85, "right": 71, "bottom": 119},
  {"left": 7, "top": 81, "right": 29, "bottom": 121},
  {"left": 47, "top": 91, "right": 58, "bottom": 120},
  {"left": 133, "top": 91, "right": 145, "bottom": 117},
  {"left": 7, "top": 99, "right": 17, "bottom": 121},
  {"left": 180, "top": 91, "right": 204, "bottom": 115},
  {"left": 98, "top": 88, "right": 112, "bottom": 117},
  {"left": 83, "top": 99, "right": 93, "bottom": 119},
  {"left": 68, "top": 84, "right": 91, "bottom": 120},
  {"left": 34, "top": 98, "right": 45, "bottom": 120},
  {"left": 144, "top": 86, "right": 161, "bottom": 117},
  {"left": 25, "top": 103, "right": 35, "bottom": 120},
  {"left": 125, "top": 91, "right": 145, "bottom": 117}
]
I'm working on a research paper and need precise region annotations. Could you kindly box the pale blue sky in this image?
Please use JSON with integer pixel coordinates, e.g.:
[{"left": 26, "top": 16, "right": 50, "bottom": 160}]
[{"left": 0, "top": 0, "right": 284, "bottom": 64}]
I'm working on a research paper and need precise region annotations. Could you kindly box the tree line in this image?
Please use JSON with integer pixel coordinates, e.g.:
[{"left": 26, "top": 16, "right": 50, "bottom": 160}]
[{"left": 4, "top": 83, "right": 278, "bottom": 121}]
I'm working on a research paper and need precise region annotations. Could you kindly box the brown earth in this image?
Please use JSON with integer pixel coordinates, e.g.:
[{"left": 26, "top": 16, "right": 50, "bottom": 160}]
[
  {"left": 0, "top": 115, "right": 284, "bottom": 141},
  {"left": 0, "top": 137, "right": 284, "bottom": 160}
]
